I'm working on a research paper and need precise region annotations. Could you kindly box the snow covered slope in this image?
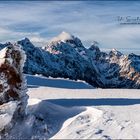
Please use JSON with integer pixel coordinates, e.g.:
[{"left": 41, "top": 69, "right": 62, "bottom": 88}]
[
  {"left": 27, "top": 75, "right": 140, "bottom": 139},
  {"left": 1, "top": 74, "right": 139, "bottom": 139}
]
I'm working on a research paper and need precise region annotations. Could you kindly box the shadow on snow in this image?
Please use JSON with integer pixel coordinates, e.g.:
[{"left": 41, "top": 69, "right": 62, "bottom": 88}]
[
  {"left": 47, "top": 98, "right": 140, "bottom": 106},
  {"left": 26, "top": 75, "right": 93, "bottom": 89}
]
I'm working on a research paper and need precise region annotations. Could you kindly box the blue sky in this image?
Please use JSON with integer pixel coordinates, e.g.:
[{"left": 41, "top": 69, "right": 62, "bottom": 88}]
[{"left": 0, "top": 1, "right": 140, "bottom": 54}]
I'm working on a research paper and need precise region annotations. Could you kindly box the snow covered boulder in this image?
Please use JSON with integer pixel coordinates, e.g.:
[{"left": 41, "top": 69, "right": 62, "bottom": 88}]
[{"left": 0, "top": 43, "right": 28, "bottom": 134}]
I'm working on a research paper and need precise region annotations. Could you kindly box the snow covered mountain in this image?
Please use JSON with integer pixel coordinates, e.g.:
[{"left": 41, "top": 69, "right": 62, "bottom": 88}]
[
  {"left": 94, "top": 48, "right": 140, "bottom": 88},
  {"left": 0, "top": 32, "right": 140, "bottom": 88},
  {"left": 17, "top": 33, "right": 100, "bottom": 87}
]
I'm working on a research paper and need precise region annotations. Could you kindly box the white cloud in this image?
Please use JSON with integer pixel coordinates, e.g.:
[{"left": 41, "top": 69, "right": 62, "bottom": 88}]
[{"left": 0, "top": 1, "right": 140, "bottom": 54}]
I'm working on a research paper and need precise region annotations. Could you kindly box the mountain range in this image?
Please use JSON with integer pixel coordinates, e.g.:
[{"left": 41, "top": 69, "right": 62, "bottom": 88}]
[{"left": 0, "top": 31, "right": 140, "bottom": 88}]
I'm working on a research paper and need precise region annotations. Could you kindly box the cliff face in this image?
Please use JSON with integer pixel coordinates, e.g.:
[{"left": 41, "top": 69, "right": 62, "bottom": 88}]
[{"left": 0, "top": 43, "right": 28, "bottom": 136}]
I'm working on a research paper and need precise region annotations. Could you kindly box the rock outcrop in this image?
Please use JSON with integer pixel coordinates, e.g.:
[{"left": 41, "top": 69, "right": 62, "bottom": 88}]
[{"left": 0, "top": 43, "right": 28, "bottom": 136}]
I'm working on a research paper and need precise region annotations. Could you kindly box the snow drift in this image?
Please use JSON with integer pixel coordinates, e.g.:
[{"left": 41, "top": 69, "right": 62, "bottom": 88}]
[{"left": 27, "top": 75, "right": 140, "bottom": 139}]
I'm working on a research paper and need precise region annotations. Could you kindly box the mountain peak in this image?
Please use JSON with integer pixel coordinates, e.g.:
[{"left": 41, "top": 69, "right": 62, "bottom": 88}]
[
  {"left": 46, "top": 32, "right": 84, "bottom": 51},
  {"left": 89, "top": 43, "right": 100, "bottom": 52},
  {"left": 17, "top": 37, "right": 33, "bottom": 48},
  {"left": 20, "top": 37, "right": 31, "bottom": 44},
  {"left": 109, "top": 48, "right": 123, "bottom": 57}
]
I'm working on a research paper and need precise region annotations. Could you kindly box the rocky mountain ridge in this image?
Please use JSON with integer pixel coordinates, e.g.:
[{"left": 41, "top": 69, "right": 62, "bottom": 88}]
[{"left": 0, "top": 32, "right": 140, "bottom": 88}]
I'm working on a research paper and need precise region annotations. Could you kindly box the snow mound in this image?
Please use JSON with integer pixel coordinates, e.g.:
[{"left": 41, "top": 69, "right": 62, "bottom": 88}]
[
  {"left": 5, "top": 98, "right": 84, "bottom": 139},
  {"left": 6, "top": 97, "right": 103, "bottom": 139},
  {"left": 0, "top": 101, "right": 18, "bottom": 131},
  {"left": 51, "top": 107, "right": 103, "bottom": 139}
]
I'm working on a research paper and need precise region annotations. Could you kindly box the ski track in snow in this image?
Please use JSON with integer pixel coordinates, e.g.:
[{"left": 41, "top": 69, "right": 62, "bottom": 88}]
[{"left": 25, "top": 75, "right": 140, "bottom": 139}]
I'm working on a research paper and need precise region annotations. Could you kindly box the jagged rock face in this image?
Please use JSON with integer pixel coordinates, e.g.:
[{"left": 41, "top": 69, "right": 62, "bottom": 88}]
[
  {"left": 88, "top": 43, "right": 101, "bottom": 61},
  {"left": 0, "top": 43, "right": 28, "bottom": 134},
  {"left": 119, "top": 54, "right": 140, "bottom": 88},
  {"left": 93, "top": 48, "right": 140, "bottom": 88}
]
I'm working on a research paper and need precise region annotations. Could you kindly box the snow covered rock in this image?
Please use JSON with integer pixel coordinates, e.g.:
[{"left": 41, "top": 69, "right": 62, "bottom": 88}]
[
  {"left": 0, "top": 43, "right": 28, "bottom": 135},
  {"left": 0, "top": 101, "right": 18, "bottom": 132}
]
